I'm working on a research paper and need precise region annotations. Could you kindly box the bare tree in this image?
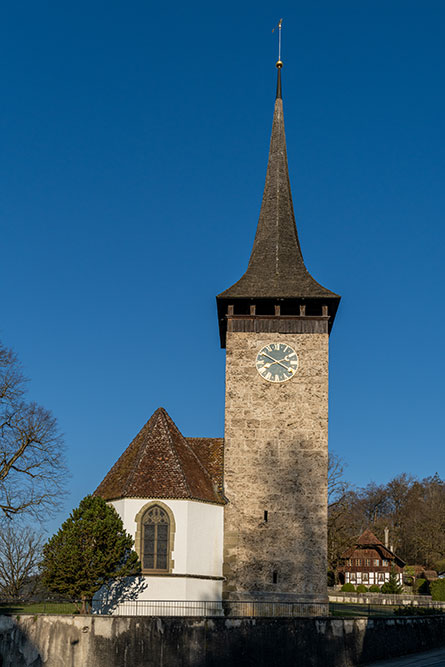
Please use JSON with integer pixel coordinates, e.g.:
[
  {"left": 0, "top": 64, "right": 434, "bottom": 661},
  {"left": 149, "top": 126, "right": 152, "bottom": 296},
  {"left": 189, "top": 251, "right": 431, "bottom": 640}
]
[
  {"left": 328, "top": 465, "right": 445, "bottom": 569},
  {"left": 327, "top": 453, "right": 356, "bottom": 572},
  {"left": 0, "top": 523, "right": 43, "bottom": 600},
  {"left": 407, "top": 474, "right": 445, "bottom": 567},
  {"left": 0, "top": 342, "right": 67, "bottom": 519},
  {"left": 357, "top": 481, "right": 390, "bottom": 525},
  {"left": 328, "top": 452, "right": 350, "bottom": 507}
]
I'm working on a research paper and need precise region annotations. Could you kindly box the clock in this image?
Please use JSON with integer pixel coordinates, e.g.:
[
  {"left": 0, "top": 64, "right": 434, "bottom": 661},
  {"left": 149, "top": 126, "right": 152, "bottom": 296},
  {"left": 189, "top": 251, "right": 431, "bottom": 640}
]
[{"left": 256, "top": 343, "right": 298, "bottom": 383}]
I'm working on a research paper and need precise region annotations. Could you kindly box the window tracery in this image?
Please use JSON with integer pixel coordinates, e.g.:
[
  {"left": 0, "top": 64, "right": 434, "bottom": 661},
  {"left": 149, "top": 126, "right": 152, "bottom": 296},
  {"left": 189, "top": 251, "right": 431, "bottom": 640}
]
[{"left": 142, "top": 505, "right": 170, "bottom": 571}]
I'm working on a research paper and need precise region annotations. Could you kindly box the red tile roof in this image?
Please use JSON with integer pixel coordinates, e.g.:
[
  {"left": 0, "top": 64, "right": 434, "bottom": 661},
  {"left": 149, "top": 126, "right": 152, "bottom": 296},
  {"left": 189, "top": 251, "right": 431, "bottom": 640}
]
[
  {"left": 94, "top": 408, "right": 224, "bottom": 504},
  {"left": 187, "top": 438, "right": 224, "bottom": 497}
]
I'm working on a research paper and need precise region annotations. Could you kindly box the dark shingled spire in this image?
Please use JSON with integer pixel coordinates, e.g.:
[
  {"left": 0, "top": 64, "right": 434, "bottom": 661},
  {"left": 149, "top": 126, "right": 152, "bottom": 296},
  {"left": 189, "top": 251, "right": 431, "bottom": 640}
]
[
  {"left": 216, "top": 60, "right": 340, "bottom": 347},
  {"left": 218, "top": 65, "right": 338, "bottom": 302}
]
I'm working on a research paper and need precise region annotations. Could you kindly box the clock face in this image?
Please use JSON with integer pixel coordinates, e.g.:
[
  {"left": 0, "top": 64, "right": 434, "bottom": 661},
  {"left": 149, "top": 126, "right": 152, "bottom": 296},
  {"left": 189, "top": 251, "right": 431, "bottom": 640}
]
[{"left": 256, "top": 343, "right": 298, "bottom": 383}]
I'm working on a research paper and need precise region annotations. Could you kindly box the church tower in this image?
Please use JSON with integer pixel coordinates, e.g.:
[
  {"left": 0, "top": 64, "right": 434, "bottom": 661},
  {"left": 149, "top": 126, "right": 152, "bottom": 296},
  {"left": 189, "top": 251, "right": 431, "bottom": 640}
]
[{"left": 217, "top": 61, "right": 340, "bottom": 607}]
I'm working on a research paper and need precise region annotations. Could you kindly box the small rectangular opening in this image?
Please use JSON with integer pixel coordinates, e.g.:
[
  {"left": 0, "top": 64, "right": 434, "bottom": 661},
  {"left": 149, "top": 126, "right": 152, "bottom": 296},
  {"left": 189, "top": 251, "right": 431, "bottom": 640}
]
[
  {"left": 272, "top": 571, "right": 278, "bottom": 584},
  {"left": 264, "top": 511, "right": 268, "bottom": 522}
]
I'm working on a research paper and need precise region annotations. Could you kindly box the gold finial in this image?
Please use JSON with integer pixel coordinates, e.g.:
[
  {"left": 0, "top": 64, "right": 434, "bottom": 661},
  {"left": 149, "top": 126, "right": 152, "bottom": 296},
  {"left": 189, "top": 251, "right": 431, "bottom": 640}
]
[{"left": 276, "top": 60, "right": 283, "bottom": 69}]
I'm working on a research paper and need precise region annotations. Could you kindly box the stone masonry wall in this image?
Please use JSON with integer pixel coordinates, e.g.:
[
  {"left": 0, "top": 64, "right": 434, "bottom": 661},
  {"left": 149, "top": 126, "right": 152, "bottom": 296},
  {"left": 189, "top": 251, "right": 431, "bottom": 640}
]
[
  {"left": 223, "top": 331, "right": 329, "bottom": 601},
  {"left": 2, "top": 614, "right": 445, "bottom": 667}
]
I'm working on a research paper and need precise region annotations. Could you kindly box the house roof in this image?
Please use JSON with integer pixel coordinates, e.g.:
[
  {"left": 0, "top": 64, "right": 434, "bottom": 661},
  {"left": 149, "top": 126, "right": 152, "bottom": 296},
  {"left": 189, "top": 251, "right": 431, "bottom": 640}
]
[
  {"left": 94, "top": 407, "right": 224, "bottom": 505},
  {"left": 217, "top": 65, "right": 340, "bottom": 302},
  {"left": 356, "top": 529, "right": 384, "bottom": 546},
  {"left": 341, "top": 528, "right": 406, "bottom": 567}
]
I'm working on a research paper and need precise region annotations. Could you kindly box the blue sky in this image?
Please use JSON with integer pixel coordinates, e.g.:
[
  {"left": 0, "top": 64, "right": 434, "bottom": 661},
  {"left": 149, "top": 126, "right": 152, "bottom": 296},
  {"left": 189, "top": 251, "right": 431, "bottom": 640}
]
[{"left": 1, "top": 1, "right": 444, "bottom": 532}]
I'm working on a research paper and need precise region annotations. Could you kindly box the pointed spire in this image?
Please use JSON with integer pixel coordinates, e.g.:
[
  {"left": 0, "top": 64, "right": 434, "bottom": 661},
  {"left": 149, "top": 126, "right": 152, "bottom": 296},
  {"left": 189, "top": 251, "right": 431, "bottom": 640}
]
[{"left": 218, "top": 64, "right": 338, "bottom": 301}]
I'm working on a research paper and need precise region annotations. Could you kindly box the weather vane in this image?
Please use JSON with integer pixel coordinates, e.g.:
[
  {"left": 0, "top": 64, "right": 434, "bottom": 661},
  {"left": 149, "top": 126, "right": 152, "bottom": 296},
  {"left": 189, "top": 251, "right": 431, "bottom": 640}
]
[{"left": 272, "top": 18, "right": 283, "bottom": 67}]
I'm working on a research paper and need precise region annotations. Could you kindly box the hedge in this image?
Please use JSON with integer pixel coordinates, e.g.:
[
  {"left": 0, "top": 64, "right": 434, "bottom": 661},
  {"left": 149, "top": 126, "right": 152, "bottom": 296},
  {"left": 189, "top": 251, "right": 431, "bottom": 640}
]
[{"left": 430, "top": 579, "right": 445, "bottom": 601}]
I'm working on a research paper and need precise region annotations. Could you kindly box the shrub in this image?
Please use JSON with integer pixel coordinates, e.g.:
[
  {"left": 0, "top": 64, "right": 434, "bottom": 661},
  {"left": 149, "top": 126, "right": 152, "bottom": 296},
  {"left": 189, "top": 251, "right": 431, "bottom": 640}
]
[
  {"left": 381, "top": 568, "right": 403, "bottom": 594},
  {"left": 369, "top": 584, "right": 380, "bottom": 592},
  {"left": 381, "top": 580, "right": 403, "bottom": 594},
  {"left": 414, "top": 578, "right": 430, "bottom": 595},
  {"left": 430, "top": 579, "right": 445, "bottom": 601},
  {"left": 341, "top": 583, "right": 355, "bottom": 592},
  {"left": 356, "top": 584, "right": 367, "bottom": 593}
]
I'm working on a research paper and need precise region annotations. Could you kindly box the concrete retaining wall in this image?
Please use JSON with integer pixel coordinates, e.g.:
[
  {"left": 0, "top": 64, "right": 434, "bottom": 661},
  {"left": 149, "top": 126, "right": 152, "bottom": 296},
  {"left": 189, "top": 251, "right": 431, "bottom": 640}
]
[{"left": 1, "top": 614, "right": 445, "bottom": 667}]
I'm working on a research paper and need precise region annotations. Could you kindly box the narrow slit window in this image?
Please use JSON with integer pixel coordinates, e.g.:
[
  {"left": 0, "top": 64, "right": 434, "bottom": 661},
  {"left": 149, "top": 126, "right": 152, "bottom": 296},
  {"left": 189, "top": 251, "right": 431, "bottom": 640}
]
[
  {"left": 264, "top": 511, "right": 268, "bottom": 522},
  {"left": 272, "top": 571, "right": 278, "bottom": 584}
]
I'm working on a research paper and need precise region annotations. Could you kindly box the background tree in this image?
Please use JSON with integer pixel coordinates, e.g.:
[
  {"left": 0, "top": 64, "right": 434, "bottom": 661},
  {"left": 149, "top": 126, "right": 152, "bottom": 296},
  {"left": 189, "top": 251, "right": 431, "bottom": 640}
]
[
  {"left": 433, "top": 558, "right": 445, "bottom": 574},
  {"left": 40, "top": 495, "right": 140, "bottom": 613},
  {"left": 406, "top": 474, "right": 445, "bottom": 567},
  {"left": 0, "top": 341, "right": 67, "bottom": 519},
  {"left": 327, "top": 453, "right": 357, "bottom": 573},
  {"left": 0, "top": 523, "right": 43, "bottom": 600},
  {"left": 327, "top": 465, "right": 445, "bottom": 572}
]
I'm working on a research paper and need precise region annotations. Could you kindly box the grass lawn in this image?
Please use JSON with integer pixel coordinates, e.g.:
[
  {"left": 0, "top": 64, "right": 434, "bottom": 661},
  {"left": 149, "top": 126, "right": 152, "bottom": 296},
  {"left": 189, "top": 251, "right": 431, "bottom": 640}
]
[
  {"left": 0, "top": 602, "right": 78, "bottom": 615},
  {"left": 329, "top": 602, "right": 400, "bottom": 617}
]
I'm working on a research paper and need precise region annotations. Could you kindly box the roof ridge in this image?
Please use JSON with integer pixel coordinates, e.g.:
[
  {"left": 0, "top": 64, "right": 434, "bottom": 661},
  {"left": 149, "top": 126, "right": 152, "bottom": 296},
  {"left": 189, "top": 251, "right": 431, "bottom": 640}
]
[
  {"left": 162, "top": 410, "right": 194, "bottom": 498},
  {"left": 165, "top": 415, "right": 217, "bottom": 493},
  {"left": 120, "top": 408, "right": 160, "bottom": 497}
]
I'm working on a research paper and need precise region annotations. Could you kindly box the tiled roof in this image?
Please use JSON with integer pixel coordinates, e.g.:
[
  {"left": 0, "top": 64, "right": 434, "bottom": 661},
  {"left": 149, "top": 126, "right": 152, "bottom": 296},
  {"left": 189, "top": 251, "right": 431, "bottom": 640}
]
[
  {"left": 94, "top": 408, "right": 224, "bottom": 505},
  {"left": 187, "top": 438, "right": 224, "bottom": 496}
]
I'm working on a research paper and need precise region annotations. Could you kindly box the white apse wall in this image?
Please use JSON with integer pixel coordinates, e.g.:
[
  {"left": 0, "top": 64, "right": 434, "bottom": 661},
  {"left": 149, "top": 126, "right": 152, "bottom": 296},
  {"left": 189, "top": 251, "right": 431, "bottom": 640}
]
[{"left": 109, "top": 497, "right": 224, "bottom": 603}]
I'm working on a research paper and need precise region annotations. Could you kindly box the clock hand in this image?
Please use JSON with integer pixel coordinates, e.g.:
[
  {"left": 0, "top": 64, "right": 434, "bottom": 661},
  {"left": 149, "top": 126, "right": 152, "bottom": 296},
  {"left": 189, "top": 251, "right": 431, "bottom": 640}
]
[
  {"left": 261, "top": 352, "right": 279, "bottom": 363},
  {"left": 265, "top": 361, "right": 294, "bottom": 373},
  {"left": 275, "top": 355, "right": 291, "bottom": 363},
  {"left": 261, "top": 353, "right": 292, "bottom": 372}
]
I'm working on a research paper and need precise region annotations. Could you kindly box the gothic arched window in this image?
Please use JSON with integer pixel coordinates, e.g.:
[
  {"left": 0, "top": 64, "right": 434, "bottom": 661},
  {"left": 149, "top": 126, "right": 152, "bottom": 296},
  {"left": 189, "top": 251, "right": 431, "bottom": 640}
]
[{"left": 142, "top": 505, "right": 170, "bottom": 571}]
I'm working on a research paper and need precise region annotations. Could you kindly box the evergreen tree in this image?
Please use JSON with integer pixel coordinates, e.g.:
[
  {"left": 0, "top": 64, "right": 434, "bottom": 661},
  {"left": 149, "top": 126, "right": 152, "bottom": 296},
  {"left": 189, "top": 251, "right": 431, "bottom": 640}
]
[
  {"left": 41, "top": 495, "right": 140, "bottom": 612},
  {"left": 380, "top": 567, "right": 403, "bottom": 594}
]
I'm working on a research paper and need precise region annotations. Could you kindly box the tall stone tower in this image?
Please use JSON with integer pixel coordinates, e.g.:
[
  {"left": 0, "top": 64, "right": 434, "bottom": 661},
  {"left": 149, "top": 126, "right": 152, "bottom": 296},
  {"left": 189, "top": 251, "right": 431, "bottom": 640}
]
[{"left": 217, "top": 62, "right": 340, "bottom": 607}]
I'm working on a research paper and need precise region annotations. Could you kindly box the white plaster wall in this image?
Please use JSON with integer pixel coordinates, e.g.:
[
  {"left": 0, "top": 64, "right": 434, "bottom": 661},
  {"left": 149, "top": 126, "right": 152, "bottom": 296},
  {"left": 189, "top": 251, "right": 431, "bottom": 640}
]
[
  {"left": 116, "top": 576, "right": 222, "bottom": 603},
  {"left": 345, "top": 571, "right": 403, "bottom": 585},
  {"left": 110, "top": 498, "right": 187, "bottom": 572},
  {"left": 108, "top": 498, "right": 223, "bottom": 603},
  {"left": 185, "top": 577, "right": 222, "bottom": 600},
  {"left": 185, "top": 502, "right": 224, "bottom": 577}
]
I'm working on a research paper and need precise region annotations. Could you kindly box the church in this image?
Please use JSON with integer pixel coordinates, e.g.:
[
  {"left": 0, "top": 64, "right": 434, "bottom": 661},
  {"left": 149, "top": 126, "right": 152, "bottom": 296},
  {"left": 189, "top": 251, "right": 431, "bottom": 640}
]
[{"left": 94, "top": 58, "right": 340, "bottom": 613}]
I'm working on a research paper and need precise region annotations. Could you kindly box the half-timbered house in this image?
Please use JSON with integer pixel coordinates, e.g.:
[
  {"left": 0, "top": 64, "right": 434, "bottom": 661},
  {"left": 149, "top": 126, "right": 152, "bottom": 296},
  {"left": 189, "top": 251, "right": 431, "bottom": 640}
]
[{"left": 338, "top": 529, "right": 405, "bottom": 586}]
